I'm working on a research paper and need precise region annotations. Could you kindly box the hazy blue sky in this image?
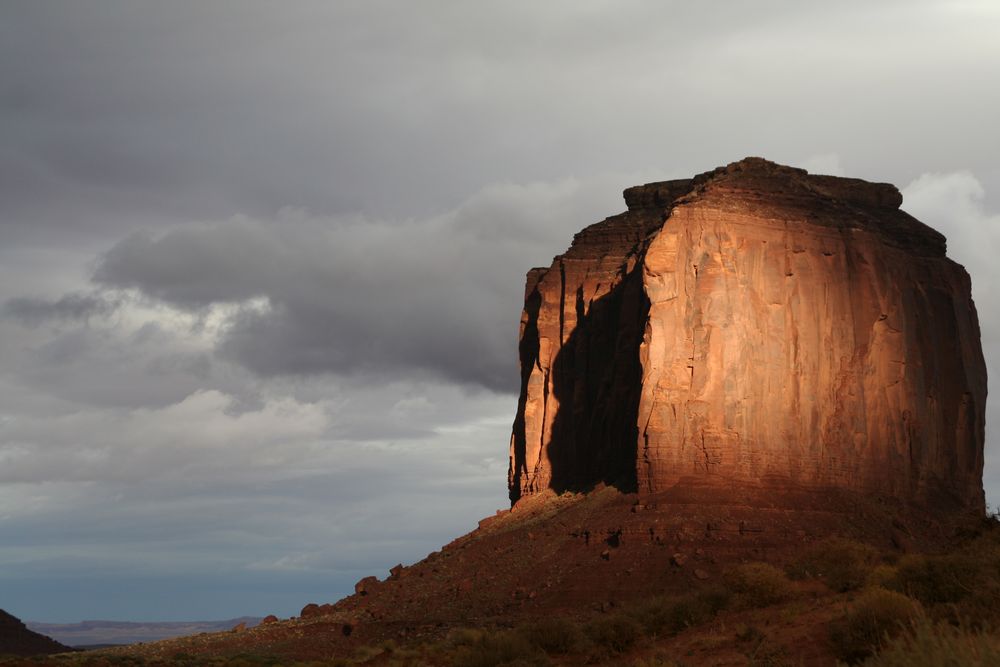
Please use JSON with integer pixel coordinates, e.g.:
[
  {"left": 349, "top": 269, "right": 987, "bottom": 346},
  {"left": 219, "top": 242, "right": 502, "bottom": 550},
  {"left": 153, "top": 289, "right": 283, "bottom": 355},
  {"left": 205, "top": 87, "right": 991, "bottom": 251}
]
[{"left": 1, "top": 1, "right": 998, "bottom": 622}]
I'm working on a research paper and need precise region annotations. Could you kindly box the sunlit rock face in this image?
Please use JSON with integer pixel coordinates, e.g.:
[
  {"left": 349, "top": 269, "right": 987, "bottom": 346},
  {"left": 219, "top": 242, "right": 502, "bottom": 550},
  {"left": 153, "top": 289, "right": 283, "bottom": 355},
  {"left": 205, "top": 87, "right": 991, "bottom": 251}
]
[{"left": 509, "top": 158, "right": 986, "bottom": 512}]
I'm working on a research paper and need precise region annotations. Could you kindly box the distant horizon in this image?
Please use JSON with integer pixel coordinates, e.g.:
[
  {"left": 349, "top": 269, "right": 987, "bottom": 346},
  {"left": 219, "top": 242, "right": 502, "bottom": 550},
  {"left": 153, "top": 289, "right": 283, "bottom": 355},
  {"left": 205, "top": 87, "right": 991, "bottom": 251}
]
[{"left": 1, "top": 2, "right": 997, "bottom": 622}]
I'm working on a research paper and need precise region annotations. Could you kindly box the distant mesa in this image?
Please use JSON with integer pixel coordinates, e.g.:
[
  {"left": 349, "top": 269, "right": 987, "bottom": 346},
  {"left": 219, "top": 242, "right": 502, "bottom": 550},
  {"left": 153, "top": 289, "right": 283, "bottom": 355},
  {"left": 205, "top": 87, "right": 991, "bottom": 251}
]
[{"left": 509, "top": 157, "right": 986, "bottom": 513}]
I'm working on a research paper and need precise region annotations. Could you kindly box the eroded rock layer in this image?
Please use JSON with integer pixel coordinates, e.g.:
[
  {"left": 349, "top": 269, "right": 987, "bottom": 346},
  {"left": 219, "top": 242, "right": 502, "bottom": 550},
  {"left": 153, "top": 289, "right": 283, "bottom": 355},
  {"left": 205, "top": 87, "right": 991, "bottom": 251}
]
[{"left": 509, "top": 158, "right": 986, "bottom": 512}]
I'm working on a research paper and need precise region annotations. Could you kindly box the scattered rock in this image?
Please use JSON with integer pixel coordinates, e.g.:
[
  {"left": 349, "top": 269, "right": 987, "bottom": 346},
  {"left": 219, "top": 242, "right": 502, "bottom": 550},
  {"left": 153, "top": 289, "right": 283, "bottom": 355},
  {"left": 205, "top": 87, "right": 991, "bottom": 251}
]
[
  {"left": 355, "top": 576, "right": 380, "bottom": 596},
  {"left": 230, "top": 622, "right": 246, "bottom": 633},
  {"left": 671, "top": 552, "right": 688, "bottom": 567},
  {"left": 694, "top": 568, "right": 711, "bottom": 580},
  {"left": 300, "top": 603, "right": 334, "bottom": 619}
]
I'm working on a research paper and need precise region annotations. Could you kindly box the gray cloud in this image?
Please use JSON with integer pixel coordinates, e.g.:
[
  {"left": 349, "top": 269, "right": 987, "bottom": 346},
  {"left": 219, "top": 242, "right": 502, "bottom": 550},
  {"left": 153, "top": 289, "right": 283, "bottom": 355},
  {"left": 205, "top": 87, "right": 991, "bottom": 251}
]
[
  {"left": 3, "top": 1, "right": 997, "bottom": 245},
  {"left": 92, "top": 177, "right": 646, "bottom": 391}
]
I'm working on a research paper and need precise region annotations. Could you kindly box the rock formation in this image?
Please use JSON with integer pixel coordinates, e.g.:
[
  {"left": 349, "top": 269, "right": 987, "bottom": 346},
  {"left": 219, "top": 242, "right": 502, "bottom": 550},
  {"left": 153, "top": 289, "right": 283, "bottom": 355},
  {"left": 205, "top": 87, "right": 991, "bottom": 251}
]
[{"left": 509, "top": 158, "right": 986, "bottom": 512}]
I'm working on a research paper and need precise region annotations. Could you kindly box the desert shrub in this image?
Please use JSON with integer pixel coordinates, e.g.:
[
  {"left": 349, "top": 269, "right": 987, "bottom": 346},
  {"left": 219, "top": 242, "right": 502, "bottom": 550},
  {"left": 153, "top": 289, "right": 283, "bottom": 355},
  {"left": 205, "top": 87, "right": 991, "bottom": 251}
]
[
  {"left": 865, "top": 564, "right": 898, "bottom": 589},
  {"left": 450, "top": 628, "right": 548, "bottom": 667},
  {"left": 724, "top": 563, "right": 794, "bottom": 608},
  {"left": 698, "top": 585, "right": 733, "bottom": 614},
  {"left": 829, "top": 587, "right": 923, "bottom": 664},
  {"left": 863, "top": 620, "right": 1000, "bottom": 666},
  {"left": 518, "top": 616, "right": 584, "bottom": 654},
  {"left": 889, "top": 554, "right": 979, "bottom": 606},
  {"left": 630, "top": 586, "right": 731, "bottom": 636},
  {"left": 787, "top": 538, "right": 880, "bottom": 592},
  {"left": 448, "top": 627, "right": 486, "bottom": 647},
  {"left": 880, "top": 529, "right": 1000, "bottom": 626},
  {"left": 585, "top": 613, "right": 643, "bottom": 654}
]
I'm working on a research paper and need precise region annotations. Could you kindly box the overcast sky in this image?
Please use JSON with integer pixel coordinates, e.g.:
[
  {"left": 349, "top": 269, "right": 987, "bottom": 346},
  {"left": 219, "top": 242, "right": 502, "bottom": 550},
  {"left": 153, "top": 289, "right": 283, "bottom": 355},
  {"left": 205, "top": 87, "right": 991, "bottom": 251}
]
[{"left": 1, "top": 1, "right": 998, "bottom": 623}]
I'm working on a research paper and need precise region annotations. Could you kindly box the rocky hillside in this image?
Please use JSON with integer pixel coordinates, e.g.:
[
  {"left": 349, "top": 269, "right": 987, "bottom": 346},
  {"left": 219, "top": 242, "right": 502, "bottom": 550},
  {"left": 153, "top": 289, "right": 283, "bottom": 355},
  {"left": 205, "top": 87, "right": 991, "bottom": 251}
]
[{"left": 0, "top": 609, "right": 71, "bottom": 656}]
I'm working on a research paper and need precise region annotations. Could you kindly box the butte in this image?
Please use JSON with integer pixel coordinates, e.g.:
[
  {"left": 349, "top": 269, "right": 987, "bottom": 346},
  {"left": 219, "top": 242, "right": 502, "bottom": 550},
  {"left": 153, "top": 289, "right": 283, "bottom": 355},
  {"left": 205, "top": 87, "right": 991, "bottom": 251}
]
[{"left": 510, "top": 157, "right": 986, "bottom": 516}]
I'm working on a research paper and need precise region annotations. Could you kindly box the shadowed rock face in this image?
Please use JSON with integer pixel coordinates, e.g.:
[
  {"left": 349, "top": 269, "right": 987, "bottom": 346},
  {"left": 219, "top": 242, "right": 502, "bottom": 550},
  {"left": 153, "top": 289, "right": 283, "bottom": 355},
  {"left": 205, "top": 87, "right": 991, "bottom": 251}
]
[{"left": 508, "top": 158, "right": 986, "bottom": 512}]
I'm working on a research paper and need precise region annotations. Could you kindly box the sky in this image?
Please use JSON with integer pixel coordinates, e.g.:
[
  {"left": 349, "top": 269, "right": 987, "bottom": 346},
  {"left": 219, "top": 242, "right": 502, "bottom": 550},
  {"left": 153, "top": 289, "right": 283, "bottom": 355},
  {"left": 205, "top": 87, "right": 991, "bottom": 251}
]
[{"left": 1, "top": 1, "right": 998, "bottom": 622}]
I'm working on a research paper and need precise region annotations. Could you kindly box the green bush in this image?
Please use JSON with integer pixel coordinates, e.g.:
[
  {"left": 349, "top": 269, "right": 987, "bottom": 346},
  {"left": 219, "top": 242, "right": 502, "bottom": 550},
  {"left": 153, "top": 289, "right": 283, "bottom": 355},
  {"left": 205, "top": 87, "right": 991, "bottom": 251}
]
[
  {"left": 829, "top": 587, "right": 923, "bottom": 664},
  {"left": 585, "top": 613, "right": 643, "bottom": 654},
  {"left": 889, "top": 554, "right": 979, "bottom": 605},
  {"left": 451, "top": 628, "right": 548, "bottom": 667},
  {"left": 889, "top": 550, "right": 1000, "bottom": 627},
  {"left": 787, "top": 538, "right": 880, "bottom": 592},
  {"left": 724, "top": 563, "right": 794, "bottom": 608},
  {"left": 630, "top": 586, "right": 731, "bottom": 636},
  {"left": 863, "top": 620, "right": 1000, "bottom": 666},
  {"left": 519, "top": 616, "right": 584, "bottom": 654}
]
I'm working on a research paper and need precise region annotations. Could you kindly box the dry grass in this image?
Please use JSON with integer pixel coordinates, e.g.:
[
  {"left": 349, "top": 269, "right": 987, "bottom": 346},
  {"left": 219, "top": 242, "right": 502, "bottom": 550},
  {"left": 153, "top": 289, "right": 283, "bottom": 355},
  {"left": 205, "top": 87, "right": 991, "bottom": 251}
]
[
  {"left": 829, "top": 587, "right": 923, "bottom": 664},
  {"left": 864, "top": 620, "right": 1000, "bottom": 666}
]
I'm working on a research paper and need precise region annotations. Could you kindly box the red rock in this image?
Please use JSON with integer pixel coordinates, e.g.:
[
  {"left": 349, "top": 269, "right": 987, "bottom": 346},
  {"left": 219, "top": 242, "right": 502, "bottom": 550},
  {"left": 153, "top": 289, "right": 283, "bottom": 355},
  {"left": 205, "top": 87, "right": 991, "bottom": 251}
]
[
  {"left": 694, "top": 568, "right": 711, "bottom": 580},
  {"left": 671, "top": 552, "right": 688, "bottom": 567},
  {"left": 230, "top": 622, "right": 246, "bottom": 633},
  {"left": 260, "top": 615, "right": 279, "bottom": 625},
  {"left": 509, "top": 158, "right": 986, "bottom": 513},
  {"left": 300, "top": 603, "right": 321, "bottom": 618},
  {"left": 355, "top": 576, "right": 380, "bottom": 596},
  {"left": 389, "top": 564, "right": 405, "bottom": 580}
]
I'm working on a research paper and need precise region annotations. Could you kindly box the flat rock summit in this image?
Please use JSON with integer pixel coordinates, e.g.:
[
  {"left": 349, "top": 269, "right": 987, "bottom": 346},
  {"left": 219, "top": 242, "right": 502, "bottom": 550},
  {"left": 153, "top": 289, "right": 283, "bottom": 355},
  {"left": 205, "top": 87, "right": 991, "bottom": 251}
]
[{"left": 510, "top": 157, "right": 986, "bottom": 514}]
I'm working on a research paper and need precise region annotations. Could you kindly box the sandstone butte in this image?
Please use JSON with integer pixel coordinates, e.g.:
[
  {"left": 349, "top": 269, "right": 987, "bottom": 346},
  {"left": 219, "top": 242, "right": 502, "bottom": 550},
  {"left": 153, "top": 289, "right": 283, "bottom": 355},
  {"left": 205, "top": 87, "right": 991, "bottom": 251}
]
[{"left": 509, "top": 157, "right": 986, "bottom": 514}]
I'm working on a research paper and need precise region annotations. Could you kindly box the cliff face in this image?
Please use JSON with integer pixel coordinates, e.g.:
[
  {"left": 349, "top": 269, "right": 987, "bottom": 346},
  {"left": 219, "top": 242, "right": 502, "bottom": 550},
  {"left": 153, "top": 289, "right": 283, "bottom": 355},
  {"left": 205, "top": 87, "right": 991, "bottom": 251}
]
[{"left": 509, "top": 158, "right": 986, "bottom": 512}]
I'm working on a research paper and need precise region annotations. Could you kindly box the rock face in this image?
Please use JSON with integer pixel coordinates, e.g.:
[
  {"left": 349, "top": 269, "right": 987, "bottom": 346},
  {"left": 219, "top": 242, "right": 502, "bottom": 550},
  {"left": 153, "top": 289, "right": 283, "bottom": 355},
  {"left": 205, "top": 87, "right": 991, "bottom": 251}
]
[{"left": 509, "top": 158, "right": 986, "bottom": 512}]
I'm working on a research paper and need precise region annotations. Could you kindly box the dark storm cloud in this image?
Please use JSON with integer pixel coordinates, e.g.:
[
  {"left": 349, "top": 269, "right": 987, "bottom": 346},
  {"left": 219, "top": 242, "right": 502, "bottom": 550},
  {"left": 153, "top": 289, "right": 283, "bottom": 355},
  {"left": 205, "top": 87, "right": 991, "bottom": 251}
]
[
  {"left": 5, "top": 0, "right": 996, "bottom": 247},
  {"left": 92, "top": 178, "right": 629, "bottom": 391},
  {"left": 3, "top": 292, "right": 119, "bottom": 326}
]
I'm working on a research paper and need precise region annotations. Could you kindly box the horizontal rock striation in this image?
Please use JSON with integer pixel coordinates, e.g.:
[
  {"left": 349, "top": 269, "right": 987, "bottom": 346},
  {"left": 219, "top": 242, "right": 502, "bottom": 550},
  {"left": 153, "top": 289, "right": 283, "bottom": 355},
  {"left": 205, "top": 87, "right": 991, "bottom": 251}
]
[{"left": 509, "top": 158, "right": 986, "bottom": 512}]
